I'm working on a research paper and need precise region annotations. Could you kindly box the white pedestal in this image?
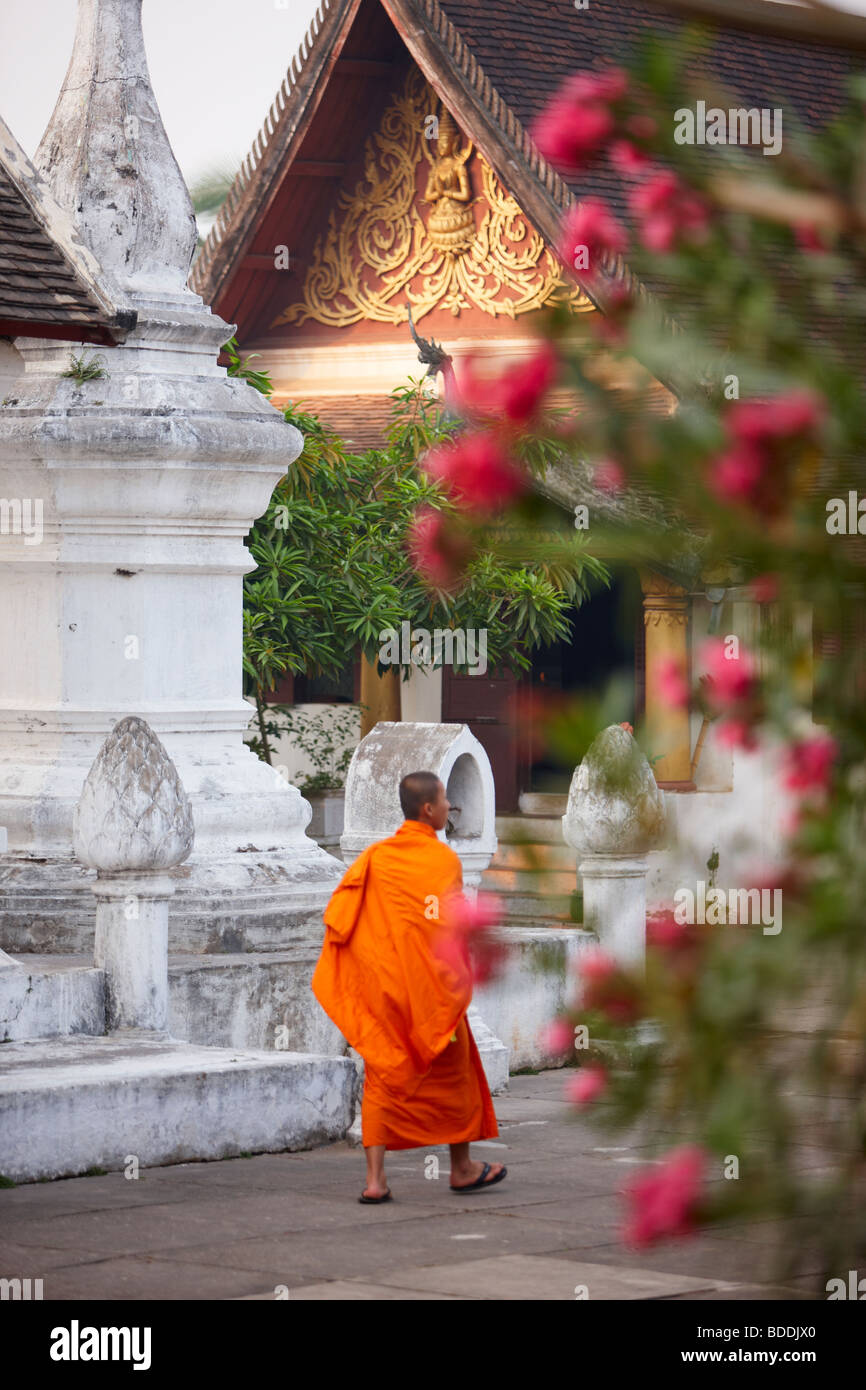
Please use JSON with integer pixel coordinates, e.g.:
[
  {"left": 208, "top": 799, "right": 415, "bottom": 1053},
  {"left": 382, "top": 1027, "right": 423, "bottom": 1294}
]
[{"left": 578, "top": 854, "right": 649, "bottom": 969}]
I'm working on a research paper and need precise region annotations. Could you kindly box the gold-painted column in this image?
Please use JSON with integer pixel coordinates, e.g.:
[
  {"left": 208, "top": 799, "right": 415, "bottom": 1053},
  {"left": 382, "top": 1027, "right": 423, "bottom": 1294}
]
[
  {"left": 360, "top": 654, "right": 401, "bottom": 738},
  {"left": 641, "top": 572, "right": 694, "bottom": 789}
]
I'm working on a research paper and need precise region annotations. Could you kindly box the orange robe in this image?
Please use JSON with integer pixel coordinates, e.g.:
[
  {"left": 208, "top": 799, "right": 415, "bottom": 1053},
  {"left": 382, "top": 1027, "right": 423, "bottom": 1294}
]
[{"left": 311, "top": 819, "right": 499, "bottom": 1150}]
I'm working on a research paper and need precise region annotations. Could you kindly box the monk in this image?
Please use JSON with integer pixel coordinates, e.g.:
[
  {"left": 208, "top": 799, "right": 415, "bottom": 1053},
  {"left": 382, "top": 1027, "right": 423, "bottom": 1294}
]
[{"left": 311, "top": 770, "right": 506, "bottom": 1203}]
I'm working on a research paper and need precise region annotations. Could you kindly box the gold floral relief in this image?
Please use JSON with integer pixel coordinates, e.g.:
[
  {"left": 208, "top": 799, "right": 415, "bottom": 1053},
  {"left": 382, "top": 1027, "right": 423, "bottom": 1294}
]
[{"left": 272, "top": 68, "right": 592, "bottom": 329}]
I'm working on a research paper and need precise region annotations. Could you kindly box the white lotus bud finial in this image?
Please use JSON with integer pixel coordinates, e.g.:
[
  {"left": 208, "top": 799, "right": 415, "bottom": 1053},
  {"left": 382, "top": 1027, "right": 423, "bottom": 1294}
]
[
  {"left": 73, "top": 716, "right": 194, "bottom": 874},
  {"left": 563, "top": 723, "right": 666, "bottom": 856}
]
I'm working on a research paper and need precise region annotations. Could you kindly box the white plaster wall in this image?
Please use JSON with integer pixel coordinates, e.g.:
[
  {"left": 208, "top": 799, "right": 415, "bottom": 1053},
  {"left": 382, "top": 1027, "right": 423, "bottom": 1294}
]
[
  {"left": 0, "top": 340, "right": 23, "bottom": 392},
  {"left": 400, "top": 663, "right": 443, "bottom": 722},
  {"left": 246, "top": 700, "right": 361, "bottom": 790}
]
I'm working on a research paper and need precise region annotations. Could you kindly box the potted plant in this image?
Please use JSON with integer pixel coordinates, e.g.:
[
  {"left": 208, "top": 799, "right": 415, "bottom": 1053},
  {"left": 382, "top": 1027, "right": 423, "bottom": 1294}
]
[{"left": 278, "top": 705, "right": 360, "bottom": 847}]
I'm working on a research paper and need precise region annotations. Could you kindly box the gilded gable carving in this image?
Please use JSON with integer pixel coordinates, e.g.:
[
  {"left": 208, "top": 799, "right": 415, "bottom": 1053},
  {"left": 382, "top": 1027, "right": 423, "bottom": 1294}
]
[{"left": 272, "top": 69, "right": 592, "bottom": 329}]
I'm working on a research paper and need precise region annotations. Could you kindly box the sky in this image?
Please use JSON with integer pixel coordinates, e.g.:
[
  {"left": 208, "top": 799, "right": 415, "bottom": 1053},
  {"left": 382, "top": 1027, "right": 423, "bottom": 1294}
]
[
  {"left": 1, "top": 0, "right": 865, "bottom": 191},
  {"left": 0, "top": 0, "right": 322, "bottom": 188}
]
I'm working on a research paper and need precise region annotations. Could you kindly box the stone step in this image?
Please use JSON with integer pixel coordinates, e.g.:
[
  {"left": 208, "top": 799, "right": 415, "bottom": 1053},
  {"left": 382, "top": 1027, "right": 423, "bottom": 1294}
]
[
  {"left": 494, "top": 815, "right": 565, "bottom": 845},
  {"left": 0, "top": 957, "right": 105, "bottom": 1042},
  {"left": 493, "top": 888, "right": 579, "bottom": 923},
  {"left": 0, "top": 1035, "right": 356, "bottom": 1183},
  {"left": 482, "top": 866, "right": 575, "bottom": 895},
  {"left": 4, "top": 951, "right": 344, "bottom": 1054},
  {"left": 167, "top": 952, "right": 343, "bottom": 1053},
  {"left": 487, "top": 841, "right": 574, "bottom": 872}
]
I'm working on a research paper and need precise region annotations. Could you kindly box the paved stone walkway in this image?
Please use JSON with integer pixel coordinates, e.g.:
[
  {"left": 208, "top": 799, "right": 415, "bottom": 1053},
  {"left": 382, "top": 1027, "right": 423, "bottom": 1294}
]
[{"left": 0, "top": 1070, "right": 828, "bottom": 1300}]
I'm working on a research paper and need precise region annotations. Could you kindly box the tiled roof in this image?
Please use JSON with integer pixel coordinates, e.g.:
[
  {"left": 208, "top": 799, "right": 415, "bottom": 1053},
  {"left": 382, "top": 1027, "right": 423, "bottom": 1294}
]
[
  {"left": 0, "top": 119, "right": 132, "bottom": 344},
  {"left": 437, "top": 0, "right": 856, "bottom": 224}
]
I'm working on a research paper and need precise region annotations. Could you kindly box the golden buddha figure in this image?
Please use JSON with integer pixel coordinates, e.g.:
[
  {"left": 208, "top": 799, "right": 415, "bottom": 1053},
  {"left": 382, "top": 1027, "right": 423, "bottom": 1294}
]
[{"left": 423, "top": 107, "right": 475, "bottom": 256}]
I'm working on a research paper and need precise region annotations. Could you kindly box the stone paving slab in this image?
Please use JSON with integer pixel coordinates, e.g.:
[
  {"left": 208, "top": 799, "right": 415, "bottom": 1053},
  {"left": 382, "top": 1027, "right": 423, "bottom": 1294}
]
[
  {"left": 553, "top": 1236, "right": 827, "bottom": 1289},
  {"left": 148, "top": 1210, "right": 621, "bottom": 1283},
  {"left": 239, "top": 1281, "right": 461, "bottom": 1300},
  {"left": 288, "top": 1254, "right": 728, "bottom": 1301},
  {"left": 664, "top": 1284, "right": 815, "bottom": 1301},
  {"left": 25, "top": 1255, "right": 292, "bottom": 1302},
  {"left": 0, "top": 1070, "right": 831, "bottom": 1300}
]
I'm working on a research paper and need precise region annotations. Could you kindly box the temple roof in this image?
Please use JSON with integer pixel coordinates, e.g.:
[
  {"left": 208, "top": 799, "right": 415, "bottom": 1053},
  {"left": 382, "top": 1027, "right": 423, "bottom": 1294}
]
[
  {"left": 190, "top": 0, "right": 859, "bottom": 331},
  {"left": 0, "top": 119, "right": 134, "bottom": 346}
]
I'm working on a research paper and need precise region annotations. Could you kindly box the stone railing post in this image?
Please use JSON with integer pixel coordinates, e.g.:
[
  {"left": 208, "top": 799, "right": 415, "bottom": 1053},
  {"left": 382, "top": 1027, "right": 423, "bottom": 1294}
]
[
  {"left": 563, "top": 725, "right": 666, "bottom": 968},
  {"left": 0, "top": 826, "right": 22, "bottom": 972},
  {"left": 73, "top": 716, "right": 194, "bottom": 1032}
]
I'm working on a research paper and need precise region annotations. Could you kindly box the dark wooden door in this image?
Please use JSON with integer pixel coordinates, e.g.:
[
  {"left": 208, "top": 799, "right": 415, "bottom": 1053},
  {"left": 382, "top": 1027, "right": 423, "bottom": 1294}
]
[{"left": 441, "top": 665, "right": 520, "bottom": 813}]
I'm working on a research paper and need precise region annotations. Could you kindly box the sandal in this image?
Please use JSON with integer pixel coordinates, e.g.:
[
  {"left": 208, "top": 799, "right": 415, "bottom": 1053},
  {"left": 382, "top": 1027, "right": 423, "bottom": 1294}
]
[
  {"left": 358, "top": 1187, "right": 393, "bottom": 1204},
  {"left": 450, "top": 1162, "right": 507, "bottom": 1193}
]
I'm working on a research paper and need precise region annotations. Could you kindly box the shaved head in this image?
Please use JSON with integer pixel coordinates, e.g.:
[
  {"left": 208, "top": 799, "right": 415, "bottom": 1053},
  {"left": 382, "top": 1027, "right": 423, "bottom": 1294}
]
[{"left": 399, "top": 771, "right": 443, "bottom": 821}]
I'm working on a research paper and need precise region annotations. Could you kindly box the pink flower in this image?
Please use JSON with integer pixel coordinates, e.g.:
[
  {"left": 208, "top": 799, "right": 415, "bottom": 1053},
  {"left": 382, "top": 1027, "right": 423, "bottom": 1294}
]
[
  {"left": 450, "top": 893, "right": 502, "bottom": 932},
  {"left": 423, "top": 432, "right": 526, "bottom": 514},
  {"left": 576, "top": 946, "right": 617, "bottom": 982},
  {"left": 534, "top": 99, "right": 613, "bottom": 172},
  {"left": 795, "top": 222, "right": 828, "bottom": 254},
  {"left": 710, "top": 391, "right": 825, "bottom": 518},
  {"left": 748, "top": 573, "right": 780, "bottom": 604},
  {"left": 623, "top": 1145, "right": 707, "bottom": 1247},
  {"left": 715, "top": 718, "right": 759, "bottom": 752},
  {"left": 534, "top": 67, "right": 628, "bottom": 172},
  {"left": 698, "top": 640, "right": 761, "bottom": 748},
  {"left": 629, "top": 170, "right": 709, "bottom": 253},
  {"left": 655, "top": 656, "right": 690, "bottom": 709},
  {"left": 454, "top": 343, "right": 558, "bottom": 427},
  {"left": 594, "top": 458, "right": 625, "bottom": 493},
  {"left": 630, "top": 170, "right": 675, "bottom": 215},
  {"left": 610, "top": 139, "right": 650, "bottom": 176},
  {"left": 564, "top": 68, "right": 629, "bottom": 105},
  {"left": 699, "top": 639, "right": 756, "bottom": 708},
  {"left": 540, "top": 1018, "right": 575, "bottom": 1056},
  {"left": 560, "top": 198, "right": 629, "bottom": 281},
  {"left": 646, "top": 910, "right": 692, "bottom": 951},
  {"left": 709, "top": 444, "right": 764, "bottom": 504},
  {"left": 446, "top": 892, "right": 507, "bottom": 986},
  {"left": 566, "top": 1065, "right": 607, "bottom": 1106},
  {"left": 781, "top": 734, "right": 837, "bottom": 795},
  {"left": 499, "top": 343, "right": 558, "bottom": 423},
  {"left": 407, "top": 508, "right": 472, "bottom": 590},
  {"left": 578, "top": 949, "right": 643, "bottom": 1024},
  {"left": 727, "top": 391, "right": 824, "bottom": 444}
]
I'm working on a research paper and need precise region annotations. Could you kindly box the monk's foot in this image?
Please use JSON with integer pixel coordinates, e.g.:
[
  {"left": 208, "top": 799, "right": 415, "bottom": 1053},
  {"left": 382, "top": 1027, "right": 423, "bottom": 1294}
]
[
  {"left": 449, "top": 1160, "right": 505, "bottom": 1189},
  {"left": 362, "top": 1182, "right": 389, "bottom": 1200}
]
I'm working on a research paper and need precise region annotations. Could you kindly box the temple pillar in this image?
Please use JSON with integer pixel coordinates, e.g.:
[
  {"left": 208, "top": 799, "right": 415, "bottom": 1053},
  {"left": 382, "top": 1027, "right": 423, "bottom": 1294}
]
[
  {"left": 641, "top": 571, "right": 695, "bottom": 790},
  {"left": 359, "top": 656, "right": 401, "bottom": 737}
]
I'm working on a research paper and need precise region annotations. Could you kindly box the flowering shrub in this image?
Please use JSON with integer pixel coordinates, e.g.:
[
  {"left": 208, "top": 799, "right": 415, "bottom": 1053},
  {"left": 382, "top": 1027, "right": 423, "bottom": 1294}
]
[{"left": 407, "top": 33, "right": 866, "bottom": 1284}]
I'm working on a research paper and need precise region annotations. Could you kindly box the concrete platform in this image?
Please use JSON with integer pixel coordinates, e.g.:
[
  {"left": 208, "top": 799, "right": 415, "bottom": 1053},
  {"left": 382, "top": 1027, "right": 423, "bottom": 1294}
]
[
  {"left": 0, "top": 956, "right": 105, "bottom": 1042},
  {"left": 0, "top": 1035, "right": 356, "bottom": 1184},
  {"left": 474, "top": 926, "right": 595, "bottom": 1070}
]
